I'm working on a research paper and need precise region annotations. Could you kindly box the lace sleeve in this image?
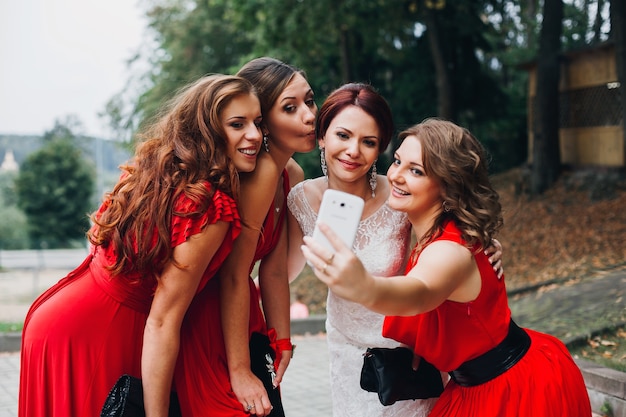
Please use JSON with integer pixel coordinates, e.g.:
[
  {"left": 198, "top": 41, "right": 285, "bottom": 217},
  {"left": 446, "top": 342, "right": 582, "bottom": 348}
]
[{"left": 286, "top": 181, "right": 317, "bottom": 237}]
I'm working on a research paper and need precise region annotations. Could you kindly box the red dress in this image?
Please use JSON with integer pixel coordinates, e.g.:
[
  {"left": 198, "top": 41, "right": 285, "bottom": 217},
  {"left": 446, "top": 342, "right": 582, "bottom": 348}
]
[
  {"left": 383, "top": 221, "right": 591, "bottom": 417},
  {"left": 18, "top": 185, "right": 241, "bottom": 417},
  {"left": 174, "top": 171, "right": 290, "bottom": 417}
]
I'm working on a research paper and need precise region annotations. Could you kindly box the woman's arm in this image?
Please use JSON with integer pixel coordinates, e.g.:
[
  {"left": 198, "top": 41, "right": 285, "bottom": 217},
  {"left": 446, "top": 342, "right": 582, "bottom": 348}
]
[
  {"left": 301, "top": 223, "right": 480, "bottom": 317},
  {"left": 257, "top": 215, "right": 292, "bottom": 385},
  {"left": 219, "top": 153, "right": 281, "bottom": 417},
  {"left": 284, "top": 159, "right": 311, "bottom": 283},
  {"left": 286, "top": 208, "right": 307, "bottom": 283},
  {"left": 142, "top": 221, "right": 230, "bottom": 417}
]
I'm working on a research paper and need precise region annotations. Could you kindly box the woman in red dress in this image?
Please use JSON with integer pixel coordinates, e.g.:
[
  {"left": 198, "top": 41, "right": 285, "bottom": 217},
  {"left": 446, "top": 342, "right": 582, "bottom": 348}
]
[
  {"left": 302, "top": 118, "right": 592, "bottom": 416},
  {"left": 174, "top": 57, "right": 317, "bottom": 417},
  {"left": 18, "top": 74, "right": 263, "bottom": 417}
]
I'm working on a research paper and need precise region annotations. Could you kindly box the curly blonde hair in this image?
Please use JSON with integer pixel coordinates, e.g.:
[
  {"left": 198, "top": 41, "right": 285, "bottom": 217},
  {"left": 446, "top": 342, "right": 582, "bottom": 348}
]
[
  {"left": 88, "top": 74, "right": 256, "bottom": 277},
  {"left": 400, "top": 118, "right": 503, "bottom": 258}
]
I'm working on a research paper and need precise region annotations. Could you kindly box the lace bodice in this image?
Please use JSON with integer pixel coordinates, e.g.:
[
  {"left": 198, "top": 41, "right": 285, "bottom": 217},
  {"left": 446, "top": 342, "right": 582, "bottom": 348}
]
[
  {"left": 288, "top": 180, "right": 412, "bottom": 346},
  {"left": 288, "top": 181, "right": 410, "bottom": 274}
]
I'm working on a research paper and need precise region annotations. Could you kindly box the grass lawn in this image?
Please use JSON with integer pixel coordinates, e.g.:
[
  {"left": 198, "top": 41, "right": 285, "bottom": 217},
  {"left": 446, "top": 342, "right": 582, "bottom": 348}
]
[{"left": 0, "top": 322, "right": 22, "bottom": 332}]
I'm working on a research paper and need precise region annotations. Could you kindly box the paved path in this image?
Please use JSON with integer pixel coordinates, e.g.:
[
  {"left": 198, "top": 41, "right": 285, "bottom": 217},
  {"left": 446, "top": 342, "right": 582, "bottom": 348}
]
[
  {"left": 0, "top": 249, "right": 334, "bottom": 417},
  {"left": 0, "top": 334, "right": 331, "bottom": 417}
]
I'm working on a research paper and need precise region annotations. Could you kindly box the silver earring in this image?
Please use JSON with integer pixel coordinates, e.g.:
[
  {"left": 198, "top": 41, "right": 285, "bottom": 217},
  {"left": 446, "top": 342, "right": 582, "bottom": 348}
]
[
  {"left": 369, "top": 161, "right": 377, "bottom": 197},
  {"left": 263, "top": 135, "right": 270, "bottom": 153},
  {"left": 320, "top": 148, "right": 328, "bottom": 178},
  {"left": 443, "top": 201, "right": 450, "bottom": 212}
]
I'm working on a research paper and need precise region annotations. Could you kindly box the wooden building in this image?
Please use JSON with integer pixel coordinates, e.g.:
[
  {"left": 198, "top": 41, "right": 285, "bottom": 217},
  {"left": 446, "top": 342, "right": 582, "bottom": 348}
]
[{"left": 525, "top": 41, "right": 624, "bottom": 167}]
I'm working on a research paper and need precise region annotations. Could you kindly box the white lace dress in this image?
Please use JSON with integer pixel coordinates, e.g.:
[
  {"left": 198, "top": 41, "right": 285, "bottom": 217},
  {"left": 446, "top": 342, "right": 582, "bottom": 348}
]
[{"left": 288, "top": 181, "right": 437, "bottom": 417}]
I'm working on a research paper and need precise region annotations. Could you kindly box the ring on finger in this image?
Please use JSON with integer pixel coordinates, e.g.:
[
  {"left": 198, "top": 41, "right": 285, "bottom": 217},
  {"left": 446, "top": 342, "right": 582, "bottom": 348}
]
[
  {"left": 322, "top": 262, "right": 328, "bottom": 274},
  {"left": 326, "top": 253, "right": 335, "bottom": 264},
  {"left": 246, "top": 404, "right": 254, "bottom": 411}
]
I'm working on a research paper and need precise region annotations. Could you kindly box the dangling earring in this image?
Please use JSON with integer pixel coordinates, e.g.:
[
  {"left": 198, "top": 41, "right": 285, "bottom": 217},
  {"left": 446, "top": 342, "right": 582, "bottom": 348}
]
[
  {"left": 320, "top": 148, "right": 328, "bottom": 178},
  {"left": 442, "top": 201, "right": 451, "bottom": 212},
  {"left": 369, "top": 160, "right": 377, "bottom": 197},
  {"left": 263, "top": 135, "right": 270, "bottom": 153}
]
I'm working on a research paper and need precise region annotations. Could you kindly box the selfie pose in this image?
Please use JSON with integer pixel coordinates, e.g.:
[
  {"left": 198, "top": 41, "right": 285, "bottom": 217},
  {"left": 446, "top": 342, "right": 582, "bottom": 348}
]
[
  {"left": 302, "top": 118, "right": 591, "bottom": 417},
  {"left": 288, "top": 86, "right": 502, "bottom": 416}
]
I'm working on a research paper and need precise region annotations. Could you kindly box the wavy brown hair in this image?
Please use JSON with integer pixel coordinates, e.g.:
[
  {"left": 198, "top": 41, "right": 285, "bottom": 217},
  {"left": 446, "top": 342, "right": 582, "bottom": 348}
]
[
  {"left": 88, "top": 74, "right": 257, "bottom": 277},
  {"left": 400, "top": 118, "right": 503, "bottom": 258}
]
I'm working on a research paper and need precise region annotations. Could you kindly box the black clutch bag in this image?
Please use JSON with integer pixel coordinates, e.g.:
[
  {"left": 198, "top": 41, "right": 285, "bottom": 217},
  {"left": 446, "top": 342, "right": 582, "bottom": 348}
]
[
  {"left": 100, "top": 374, "right": 182, "bottom": 417},
  {"left": 360, "top": 347, "right": 444, "bottom": 406},
  {"left": 249, "top": 332, "right": 286, "bottom": 417}
]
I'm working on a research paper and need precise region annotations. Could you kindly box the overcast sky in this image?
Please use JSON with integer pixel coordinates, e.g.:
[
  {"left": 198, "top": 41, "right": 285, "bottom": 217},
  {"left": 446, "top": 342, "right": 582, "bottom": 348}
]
[{"left": 0, "top": 0, "right": 146, "bottom": 139}]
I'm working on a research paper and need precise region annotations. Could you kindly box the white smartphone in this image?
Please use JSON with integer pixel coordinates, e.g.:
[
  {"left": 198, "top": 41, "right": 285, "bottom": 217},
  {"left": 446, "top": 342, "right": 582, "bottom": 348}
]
[{"left": 311, "top": 189, "right": 364, "bottom": 254}]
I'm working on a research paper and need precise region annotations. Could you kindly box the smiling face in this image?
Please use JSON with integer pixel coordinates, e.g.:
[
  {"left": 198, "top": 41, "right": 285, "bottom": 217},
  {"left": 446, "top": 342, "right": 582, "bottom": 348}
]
[
  {"left": 221, "top": 92, "right": 263, "bottom": 172},
  {"left": 265, "top": 73, "right": 317, "bottom": 155},
  {"left": 386, "top": 135, "right": 443, "bottom": 223},
  {"left": 320, "top": 105, "right": 380, "bottom": 186}
]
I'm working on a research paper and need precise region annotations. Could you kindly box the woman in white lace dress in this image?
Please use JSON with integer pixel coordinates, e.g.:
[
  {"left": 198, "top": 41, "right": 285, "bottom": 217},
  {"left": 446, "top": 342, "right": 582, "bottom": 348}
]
[
  {"left": 287, "top": 83, "right": 502, "bottom": 417},
  {"left": 287, "top": 83, "right": 438, "bottom": 416}
]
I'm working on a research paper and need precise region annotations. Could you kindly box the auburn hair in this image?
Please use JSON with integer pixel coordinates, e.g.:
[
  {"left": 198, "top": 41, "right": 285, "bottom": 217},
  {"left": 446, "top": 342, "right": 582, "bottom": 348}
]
[{"left": 88, "top": 74, "right": 257, "bottom": 277}]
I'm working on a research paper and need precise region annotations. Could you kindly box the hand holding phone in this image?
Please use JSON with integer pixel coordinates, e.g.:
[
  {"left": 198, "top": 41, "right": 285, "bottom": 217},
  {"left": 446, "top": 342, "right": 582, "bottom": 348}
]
[{"left": 311, "top": 189, "right": 364, "bottom": 255}]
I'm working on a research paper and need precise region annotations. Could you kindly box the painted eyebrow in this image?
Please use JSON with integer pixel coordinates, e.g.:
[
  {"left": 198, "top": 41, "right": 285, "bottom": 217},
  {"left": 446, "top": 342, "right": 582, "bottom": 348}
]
[
  {"left": 335, "top": 126, "right": 379, "bottom": 140},
  {"left": 393, "top": 152, "right": 423, "bottom": 168},
  {"left": 280, "top": 89, "right": 314, "bottom": 103}
]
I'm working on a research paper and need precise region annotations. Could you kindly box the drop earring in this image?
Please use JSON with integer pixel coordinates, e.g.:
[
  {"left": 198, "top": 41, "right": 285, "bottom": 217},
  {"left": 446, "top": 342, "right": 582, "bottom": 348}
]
[
  {"left": 369, "top": 160, "right": 377, "bottom": 197},
  {"left": 320, "top": 148, "right": 328, "bottom": 178},
  {"left": 263, "top": 135, "right": 270, "bottom": 153}
]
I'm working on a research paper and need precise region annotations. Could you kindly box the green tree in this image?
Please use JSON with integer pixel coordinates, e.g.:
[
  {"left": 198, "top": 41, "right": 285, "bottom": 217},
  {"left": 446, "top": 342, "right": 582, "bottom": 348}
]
[
  {"left": 106, "top": 0, "right": 611, "bottom": 181},
  {"left": 15, "top": 130, "right": 95, "bottom": 248},
  {"left": 104, "top": 0, "right": 255, "bottom": 139},
  {"left": 0, "top": 171, "right": 29, "bottom": 249},
  {"left": 0, "top": 206, "right": 29, "bottom": 250}
]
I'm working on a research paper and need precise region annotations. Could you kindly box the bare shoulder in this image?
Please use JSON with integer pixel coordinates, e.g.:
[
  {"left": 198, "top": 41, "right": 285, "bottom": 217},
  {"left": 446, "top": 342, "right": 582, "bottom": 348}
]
[
  {"left": 242, "top": 153, "right": 281, "bottom": 188},
  {"left": 417, "top": 240, "right": 474, "bottom": 277},
  {"left": 286, "top": 158, "right": 304, "bottom": 187}
]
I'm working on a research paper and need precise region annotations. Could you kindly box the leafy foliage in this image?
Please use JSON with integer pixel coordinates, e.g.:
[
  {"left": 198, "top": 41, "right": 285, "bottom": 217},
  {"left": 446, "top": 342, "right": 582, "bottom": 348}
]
[
  {"left": 0, "top": 172, "right": 29, "bottom": 249},
  {"left": 102, "top": 0, "right": 612, "bottom": 179},
  {"left": 14, "top": 129, "right": 95, "bottom": 249}
]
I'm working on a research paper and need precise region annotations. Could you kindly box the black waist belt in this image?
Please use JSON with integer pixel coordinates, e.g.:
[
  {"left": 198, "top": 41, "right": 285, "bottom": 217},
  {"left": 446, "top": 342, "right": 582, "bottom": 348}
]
[{"left": 449, "top": 320, "right": 531, "bottom": 387}]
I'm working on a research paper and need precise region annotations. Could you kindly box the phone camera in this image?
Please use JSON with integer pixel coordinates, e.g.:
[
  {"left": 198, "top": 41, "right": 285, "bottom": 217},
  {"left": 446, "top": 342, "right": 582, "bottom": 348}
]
[{"left": 340, "top": 202, "right": 345, "bottom": 207}]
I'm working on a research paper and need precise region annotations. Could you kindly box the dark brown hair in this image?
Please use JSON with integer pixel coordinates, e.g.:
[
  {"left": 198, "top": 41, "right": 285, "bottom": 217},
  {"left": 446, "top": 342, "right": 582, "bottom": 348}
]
[{"left": 237, "top": 57, "right": 306, "bottom": 119}]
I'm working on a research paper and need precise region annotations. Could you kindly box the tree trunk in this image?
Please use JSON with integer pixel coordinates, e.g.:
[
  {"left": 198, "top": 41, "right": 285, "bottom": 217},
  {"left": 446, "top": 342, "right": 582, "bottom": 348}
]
[
  {"left": 338, "top": 28, "right": 352, "bottom": 83},
  {"left": 610, "top": 0, "right": 626, "bottom": 158},
  {"left": 531, "top": 0, "right": 563, "bottom": 195},
  {"left": 423, "top": 5, "right": 455, "bottom": 120},
  {"left": 592, "top": 0, "right": 605, "bottom": 43}
]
